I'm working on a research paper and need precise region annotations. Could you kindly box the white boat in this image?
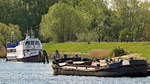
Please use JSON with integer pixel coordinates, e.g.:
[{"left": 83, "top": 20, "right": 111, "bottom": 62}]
[{"left": 6, "top": 35, "right": 43, "bottom": 62}]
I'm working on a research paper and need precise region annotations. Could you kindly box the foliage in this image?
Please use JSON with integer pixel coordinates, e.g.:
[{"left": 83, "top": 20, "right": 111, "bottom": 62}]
[
  {"left": 76, "top": 31, "right": 98, "bottom": 42},
  {"left": 0, "top": 23, "right": 21, "bottom": 47},
  {"left": 0, "top": 0, "right": 58, "bottom": 37},
  {"left": 111, "top": 0, "right": 150, "bottom": 41},
  {"left": 40, "top": 2, "right": 88, "bottom": 42},
  {"left": 0, "top": 0, "right": 150, "bottom": 42},
  {"left": 141, "top": 24, "right": 150, "bottom": 41},
  {"left": 119, "top": 28, "right": 131, "bottom": 41},
  {"left": 111, "top": 47, "right": 127, "bottom": 57},
  {"left": 77, "top": 0, "right": 111, "bottom": 41}
]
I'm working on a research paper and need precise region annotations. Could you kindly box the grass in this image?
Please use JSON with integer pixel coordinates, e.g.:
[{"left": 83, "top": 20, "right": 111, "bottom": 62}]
[{"left": 43, "top": 42, "right": 150, "bottom": 59}]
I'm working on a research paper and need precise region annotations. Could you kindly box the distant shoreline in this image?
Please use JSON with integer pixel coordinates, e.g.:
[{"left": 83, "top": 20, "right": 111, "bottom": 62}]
[
  {"left": 1, "top": 42, "right": 150, "bottom": 63},
  {"left": 43, "top": 42, "right": 150, "bottom": 64}
]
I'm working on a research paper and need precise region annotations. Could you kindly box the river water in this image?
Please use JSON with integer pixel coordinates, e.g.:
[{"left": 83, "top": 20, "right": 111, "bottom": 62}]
[{"left": 0, "top": 59, "right": 150, "bottom": 84}]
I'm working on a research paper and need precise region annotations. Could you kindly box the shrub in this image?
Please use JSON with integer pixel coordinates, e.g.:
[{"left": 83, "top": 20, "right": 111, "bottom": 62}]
[{"left": 111, "top": 47, "right": 127, "bottom": 57}]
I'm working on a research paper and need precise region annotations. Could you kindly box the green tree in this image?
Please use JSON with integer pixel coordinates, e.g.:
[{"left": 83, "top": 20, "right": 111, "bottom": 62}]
[
  {"left": 77, "top": 0, "right": 111, "bottom": 41},
  {"left": 76, "top": 31, "right": 98, "bottom": 42},
  {"left": 40, "top": 2, "right": 88, "bottom": 42},
  {"left": 119, "top": 28, "right": 131, "bottom": 42},
  {"left": 111, "top": 0, "right": 150, "bottom": 41},
  {"left": 0, "top": 23, "right": 21, "bottom": 47},
  {"left": 141, "top": 24, "right": 150, "bottom": 41},
  {"left": 0, "top": 0, "right": 58, "bottom": 37}
]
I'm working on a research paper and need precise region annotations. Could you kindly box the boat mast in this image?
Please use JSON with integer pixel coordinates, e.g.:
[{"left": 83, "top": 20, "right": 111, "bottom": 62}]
[
  {"left": 25, "top": 28, "right": 29, "bottom": 40},
  {"left": 10, "top": 31, "right": 14, "bottom": 43},
  {"left": 30, "top": 27, "right": 34, "bottom": 38}
]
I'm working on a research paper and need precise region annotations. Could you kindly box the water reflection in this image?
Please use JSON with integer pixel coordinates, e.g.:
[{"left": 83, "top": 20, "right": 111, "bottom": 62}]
[{"left": 0, "top": 59, "right": 150, "bottom": 84}]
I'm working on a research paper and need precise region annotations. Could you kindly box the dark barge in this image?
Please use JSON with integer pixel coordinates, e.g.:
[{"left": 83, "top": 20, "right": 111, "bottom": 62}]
[{"left": 52, "top": 55, "right": 148, "bottom": 77}]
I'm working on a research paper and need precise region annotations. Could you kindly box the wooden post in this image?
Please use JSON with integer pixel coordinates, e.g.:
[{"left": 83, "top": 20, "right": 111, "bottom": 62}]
[{"left": 43, "top": 50, "right": 49, "bottom": 64}]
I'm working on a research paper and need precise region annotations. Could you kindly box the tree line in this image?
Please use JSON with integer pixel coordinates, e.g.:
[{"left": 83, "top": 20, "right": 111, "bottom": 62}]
[
  {"left": 1, "top": 0, "right": 150, "bottom": 46},
  {"left": 40, "top": 0, "right": 150, "bottom": 42},
  {"left": 0, "top": 0, "right": 58, "bottom": 47}
]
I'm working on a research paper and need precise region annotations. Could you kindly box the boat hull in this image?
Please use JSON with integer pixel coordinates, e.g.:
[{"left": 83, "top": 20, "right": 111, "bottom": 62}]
[
  {"left": 52, "top": 64, "right": 147, "bottom": 77},
  {"left": 7, "top": 55, "right": 41, "bottom": 62},
  {"left": 22, "top": 55, "right": 40, "bottom": 62}
]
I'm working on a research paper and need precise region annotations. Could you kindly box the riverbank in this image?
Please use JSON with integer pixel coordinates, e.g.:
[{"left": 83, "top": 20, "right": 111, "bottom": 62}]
[
  {"left": 43, "top": 42, "right": 150, "bottom": 63},
  {"left": 1, "top": 42, "right": 150, "bottom": 63},
  {"left": 0, "top": 47, "right": 6, "bottom": 58}
]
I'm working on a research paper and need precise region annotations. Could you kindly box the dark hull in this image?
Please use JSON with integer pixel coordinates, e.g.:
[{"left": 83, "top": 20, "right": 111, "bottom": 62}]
[
  {"left": 6, "top": 50, "right": 49, "bottom": 63},
  {"left": 22, "top": 55, "right": 40, "bottom": 62},
  {"left": 52, "top": 64, "right": 147, "bottom": 77},
  {"left": 7, "top": 55, "right": 41, "bottom": 62}
]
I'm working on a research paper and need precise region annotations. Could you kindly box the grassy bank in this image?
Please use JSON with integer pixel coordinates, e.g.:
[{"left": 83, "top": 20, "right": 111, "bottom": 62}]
[
  {"left": 1, "top": 42, "right": 150, "bottom": 60},
  {"left": 43, "top": 42, "right": 150, "bottom": 59}
]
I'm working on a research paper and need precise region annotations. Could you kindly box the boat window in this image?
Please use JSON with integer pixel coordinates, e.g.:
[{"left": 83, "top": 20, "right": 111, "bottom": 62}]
[
  {"left": 12, "top": 49, "right": 16, "bottom": 52},
  {"left": 7, "top": 49, "right": 16, "bottom": 53},
  {"left": 25, "top": 41, "right": 30, "bottom": 45},
  {"left": 35, "top": 41, "right": 40, "bottom": 45},
  {"left": 31, "top": 41, "right": 34, "bottom": 45}
]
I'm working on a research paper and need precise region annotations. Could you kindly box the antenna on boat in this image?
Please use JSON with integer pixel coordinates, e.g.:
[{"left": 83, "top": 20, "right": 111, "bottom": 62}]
[
  {"left": 25, "top": 28, "right": 29, "bottom": 40},
  {"left": 10, "top": 31, "right": 14, "bottom": 43},
  {"left": 30, "top": 27, "right": 34, "bottom": 38}
]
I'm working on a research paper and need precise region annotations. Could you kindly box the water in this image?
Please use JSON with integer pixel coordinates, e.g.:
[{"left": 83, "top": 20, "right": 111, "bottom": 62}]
[{"left": 0, "top": 59, "right": 150, "bottom": 84}]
